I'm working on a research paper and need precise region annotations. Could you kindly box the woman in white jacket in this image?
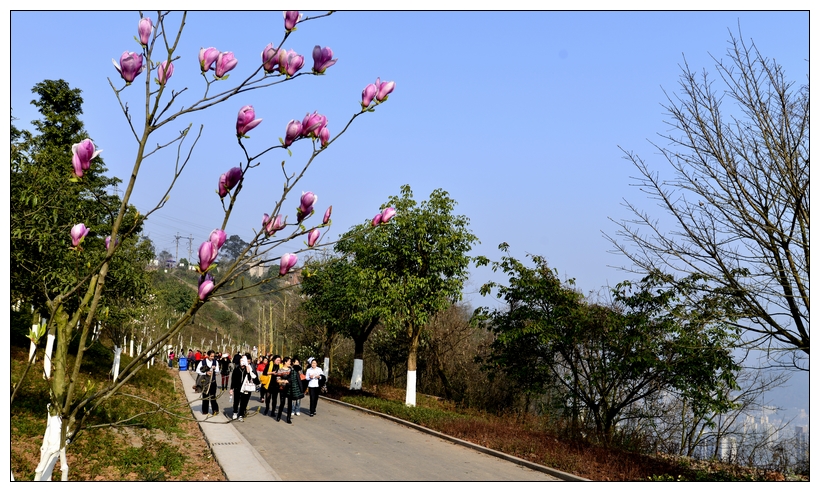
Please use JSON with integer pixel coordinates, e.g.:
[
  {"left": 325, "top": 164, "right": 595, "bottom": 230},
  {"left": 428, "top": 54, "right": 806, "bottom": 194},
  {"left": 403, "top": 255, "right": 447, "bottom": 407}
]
[{"left": 305, "top": 358, "right": 324, "bottom": 417}]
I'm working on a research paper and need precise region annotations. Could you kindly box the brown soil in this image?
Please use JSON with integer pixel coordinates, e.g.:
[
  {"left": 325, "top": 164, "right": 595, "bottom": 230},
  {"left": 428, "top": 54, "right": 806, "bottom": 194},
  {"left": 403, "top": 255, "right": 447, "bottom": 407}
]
[{"left": 11, "top": 346, "right": 225, "bottom": 481}]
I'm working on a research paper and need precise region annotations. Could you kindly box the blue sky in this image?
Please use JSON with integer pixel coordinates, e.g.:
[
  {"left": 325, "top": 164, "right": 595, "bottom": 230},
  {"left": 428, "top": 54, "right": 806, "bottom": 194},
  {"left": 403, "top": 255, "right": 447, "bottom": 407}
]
[{"left": 8, "top": 11, "right": 810, "bottom": 419}]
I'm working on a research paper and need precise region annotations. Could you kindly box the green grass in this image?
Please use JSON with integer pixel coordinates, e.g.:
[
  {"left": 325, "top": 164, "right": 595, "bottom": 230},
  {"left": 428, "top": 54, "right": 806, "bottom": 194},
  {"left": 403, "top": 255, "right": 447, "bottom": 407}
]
[
  {"left": 343, "top": 395, "right": 465, "bottom": 427},
  {"left": 11, "top": 344, "right": 221, "bottom": 481},
  {"left": 117, "top": 437, "right": 186, "bottom": 480}
]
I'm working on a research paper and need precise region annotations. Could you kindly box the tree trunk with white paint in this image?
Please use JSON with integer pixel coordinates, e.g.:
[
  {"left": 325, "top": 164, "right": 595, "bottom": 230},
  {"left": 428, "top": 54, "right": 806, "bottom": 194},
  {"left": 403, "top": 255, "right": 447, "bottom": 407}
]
[
  {"left": 405, "top": 371, "right": 417, "bottom": 407},
  {"left": 404, "top": 326, "right": 421, "bottom": 407},
  {"left": 111, "top": 346, "right": 122, "bottom": 381},
  {"left": 43, "top": 324, "right": 55, "bottom": 380},
  {"left": 350, "top": 359, "right": 363, "bottom": 390},
  {"left": 33, "top": 409, "right": 63, "bottom": 481}
]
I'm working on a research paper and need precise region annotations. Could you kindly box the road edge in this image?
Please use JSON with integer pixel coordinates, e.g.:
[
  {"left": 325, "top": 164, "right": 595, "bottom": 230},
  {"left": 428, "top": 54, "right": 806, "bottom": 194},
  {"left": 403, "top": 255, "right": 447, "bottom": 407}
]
[{"left": 320, "top": 396, "right": 589, "bottom": 482}]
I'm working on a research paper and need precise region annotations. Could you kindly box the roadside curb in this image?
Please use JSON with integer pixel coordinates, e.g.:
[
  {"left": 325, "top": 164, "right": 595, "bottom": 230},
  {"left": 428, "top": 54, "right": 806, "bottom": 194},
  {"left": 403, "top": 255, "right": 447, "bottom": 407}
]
[
  {"left": 319, "top": 395, "right": 589, "bottom": 482},
  {"left": 179, "top": 370, "right": 281, "bottom": 481}
]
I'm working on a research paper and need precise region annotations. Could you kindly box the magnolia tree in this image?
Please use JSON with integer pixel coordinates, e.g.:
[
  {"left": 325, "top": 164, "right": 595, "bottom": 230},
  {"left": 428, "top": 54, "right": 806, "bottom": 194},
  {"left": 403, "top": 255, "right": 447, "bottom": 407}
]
[{"left": 23, "top": 11, "right": 395, "bottom": 480}]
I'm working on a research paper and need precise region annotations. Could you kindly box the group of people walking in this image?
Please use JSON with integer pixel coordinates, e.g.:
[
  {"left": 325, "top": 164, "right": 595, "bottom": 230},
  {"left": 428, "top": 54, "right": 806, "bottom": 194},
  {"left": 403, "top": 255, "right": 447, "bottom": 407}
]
[{"left": 193, "top": 350, "right": 325, "bottom": 425}]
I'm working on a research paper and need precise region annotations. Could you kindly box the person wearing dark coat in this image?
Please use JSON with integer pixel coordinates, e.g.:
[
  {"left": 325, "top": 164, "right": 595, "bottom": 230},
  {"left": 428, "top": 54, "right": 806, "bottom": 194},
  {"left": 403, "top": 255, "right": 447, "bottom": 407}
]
[
  {"left": 262, "top": 355, "right": 281, "bottom": 416},
  {"left": 230, "top": 354, "right": 259, "bottom": 422},
  {"left": 291, "top": 359, "right": 305, "bottom": 416},
  {"left": 219, "top": 354, "right": 232, "bottom": 391},
  {"left": 275, "top": 357, "right": 304, "bottom": 424}
]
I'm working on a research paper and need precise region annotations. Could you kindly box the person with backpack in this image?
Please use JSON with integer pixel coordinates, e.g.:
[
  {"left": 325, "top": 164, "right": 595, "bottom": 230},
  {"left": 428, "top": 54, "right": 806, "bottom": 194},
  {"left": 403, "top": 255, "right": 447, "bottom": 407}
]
[
  {"left": 196, "top": 350, "right": 220, "bottom": 416},
  {"left": 305, "top": 357, "right": 324, "bottom": 417}
]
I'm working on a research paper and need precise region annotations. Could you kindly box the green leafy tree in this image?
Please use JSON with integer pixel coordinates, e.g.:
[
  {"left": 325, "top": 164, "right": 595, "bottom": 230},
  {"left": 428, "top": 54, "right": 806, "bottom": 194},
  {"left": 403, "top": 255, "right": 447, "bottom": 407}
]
[
  {"left": 608, "top": 31, "right": 809, "bottom": 370},
  {"left": 301, "top": 256, "right": 383, "bottom": 390},
  {"left": 336, "top": 185, "right": 478, "bottom": 406},
  {"left": 219, "top": 234, "right": 249, "bottom": 264},
  {"left": 477, "top": 245, "right": 740, "bottom": 440},
  {"left": 11, "top": 80, "right": 122, "bottom": 312},
  {"left": 157, "top": 249, "right": 173, "bottom": 266},
  {"left": 300, "top": 254, "right": 382, "bottom": 389},
  {"left": 11, "top": 79, "right": 153, "bottom": 396},
  {"left": 369, "top": 322, "right": 411, "bottom": 385}
]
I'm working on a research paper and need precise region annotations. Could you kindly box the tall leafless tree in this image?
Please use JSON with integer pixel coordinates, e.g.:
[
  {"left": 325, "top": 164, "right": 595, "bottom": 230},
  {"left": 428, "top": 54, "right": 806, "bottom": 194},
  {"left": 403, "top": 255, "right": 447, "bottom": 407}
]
[{"left": 607, "top": 30, "right": 809, "bottom": 370}]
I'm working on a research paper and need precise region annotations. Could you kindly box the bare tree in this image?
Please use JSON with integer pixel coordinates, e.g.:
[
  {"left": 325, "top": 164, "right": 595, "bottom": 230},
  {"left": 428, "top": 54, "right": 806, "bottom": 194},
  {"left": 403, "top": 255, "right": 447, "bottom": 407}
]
[{"left": 607, "top": 30, "right": 809, "bottom": 370}]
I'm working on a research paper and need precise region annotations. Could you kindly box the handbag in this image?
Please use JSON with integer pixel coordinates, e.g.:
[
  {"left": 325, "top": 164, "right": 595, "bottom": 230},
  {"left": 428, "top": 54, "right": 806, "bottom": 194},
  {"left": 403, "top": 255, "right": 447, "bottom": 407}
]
[
  {"left": 194, "top": 373, "right": 209, "bottom": 392},
  {"left": 241, "top": 373, "right": 256, "bottom": 393}
]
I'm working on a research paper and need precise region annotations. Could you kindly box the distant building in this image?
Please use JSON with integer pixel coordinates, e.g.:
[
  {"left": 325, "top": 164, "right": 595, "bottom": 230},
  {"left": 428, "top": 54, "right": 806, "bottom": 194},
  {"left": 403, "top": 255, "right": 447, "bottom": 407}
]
[
  {"left": 718, "top": 436, "right": 737, "bottom": 462},
  {"left": 248, "top": 262, "right": 268, "bottom": 278}
]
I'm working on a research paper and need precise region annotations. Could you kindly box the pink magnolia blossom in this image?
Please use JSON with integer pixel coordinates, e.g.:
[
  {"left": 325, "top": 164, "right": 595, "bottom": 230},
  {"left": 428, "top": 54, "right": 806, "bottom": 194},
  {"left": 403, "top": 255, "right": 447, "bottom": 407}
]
[
  {"left": 300, "top": 191, "right": 317, "bottom": 213},
  {"left": 284, "top": 119, "right": 302, "bottom": 147},
  {"left": 214, "top": 51, "right": 238, "bottom": 78},
  {"left": 301, "top": 112, "right": 327, "bottom": 138},
  {"left": 199, "top": 47, "right": 219, "bottom": 72},
  {"left": 380, "top": 207, "right": 396, "bottom": 223},
  {"left": 262, "top": 44, "right": 279, "bottom": 73},
  {"left": 236, "top": 105, "right": 263, "bottom": 136},
  {"left": 323, "top": 206, "right": 332, "bottom": 225},
  {"left": 318, "top": 126, "right": 330, "bottom": 147},
  {"left": 105, "top": 235, "right": 119, "bottom": 251},
  {"left": 112, "top": 51, "right": 144, "bottom": 84},
  {"left": 262, "top": 214, "right": 273, "bottom": 235},
  {"left": 138, "top": 17, "right": 152, "bottom": 46},
  {"left": 361, "top": 83, "right": 377, "bottom": 109},
  {"left": 263, "top": 213, "right": 286, "bottom": 236},
  {"left": 376, "top": 77, "right": 396, "bottom": 102},
  {"left": 198, "top": 278, "right": 215, "bottom": 300},
  {"left": 70, "top": 223, "right": 89, "bottom": 248},
  {"left": 283, "top": 11, "right": 301, "bottom": 31},
  {"left": 209, "top": 229, "right": 227, "bottom": 250},
  {"left": 71, "top": 139, "right": 102, "bottom": 178},
  {"left": 198, "top": 241, "right": 216, "bottom": 272},
  {"left": 283, "top": 49, "right": 304, "bottom": 77},
  {"left": 218, "top": 167, "right": 243, "bottom": 198},
  {"left": 371, "top": 207, "right": 396, "bottom": 227},
  {"left": 279, "top": 252, "right": 298, "bottom": 276},
  {"left": 312, "top": 45, "right": 337, "bottom": 74},
  {"left": 157, "top": 60, "right": 174, "bottom": 85},
  {"left": 297, "top": 191, "right": 317, "bottom": 223},
  {"left": 307, "top": 229, "right": 320, "bottom": 247}
]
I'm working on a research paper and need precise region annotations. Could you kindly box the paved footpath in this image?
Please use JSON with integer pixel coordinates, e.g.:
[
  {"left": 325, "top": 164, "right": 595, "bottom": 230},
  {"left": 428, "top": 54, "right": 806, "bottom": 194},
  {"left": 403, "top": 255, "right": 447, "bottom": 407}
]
[{"left": 179, "top": 370, "right": 584, "bottom": 481}]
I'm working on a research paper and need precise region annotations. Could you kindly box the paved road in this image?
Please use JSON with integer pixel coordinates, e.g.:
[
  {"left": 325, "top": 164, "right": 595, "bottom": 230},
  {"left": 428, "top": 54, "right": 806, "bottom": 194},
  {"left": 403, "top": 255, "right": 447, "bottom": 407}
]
[{"left": 211, "top": 389, "right": 560, "bottom": 481}]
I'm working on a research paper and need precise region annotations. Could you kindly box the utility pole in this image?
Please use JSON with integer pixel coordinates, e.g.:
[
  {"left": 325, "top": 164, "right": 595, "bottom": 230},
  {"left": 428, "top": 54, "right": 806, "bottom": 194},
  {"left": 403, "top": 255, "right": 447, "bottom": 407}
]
[
  {"left": 174, "top": 233, "right": 183, "bottom": 264},
  {"left": 186, "top": 235, "right": 194, "bottom": 265}
]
